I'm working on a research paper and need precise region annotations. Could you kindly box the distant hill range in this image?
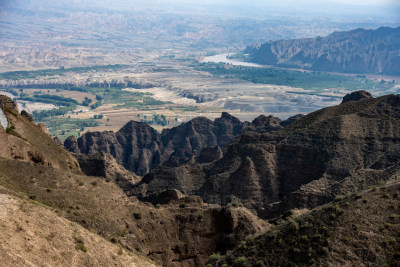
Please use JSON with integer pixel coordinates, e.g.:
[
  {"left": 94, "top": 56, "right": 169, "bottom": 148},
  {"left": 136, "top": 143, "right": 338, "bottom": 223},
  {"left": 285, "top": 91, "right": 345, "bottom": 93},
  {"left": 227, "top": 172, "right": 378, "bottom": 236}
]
[{"left": 245, "top": 26, "right": 400, "bottom": 75}]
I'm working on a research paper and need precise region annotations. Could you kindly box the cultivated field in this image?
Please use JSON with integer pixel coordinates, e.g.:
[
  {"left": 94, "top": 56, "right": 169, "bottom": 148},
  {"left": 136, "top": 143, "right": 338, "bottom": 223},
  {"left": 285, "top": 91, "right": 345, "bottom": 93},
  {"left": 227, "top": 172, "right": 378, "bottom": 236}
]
[{"left": 2, "top": 54, "right": 398, "bottom": 139}]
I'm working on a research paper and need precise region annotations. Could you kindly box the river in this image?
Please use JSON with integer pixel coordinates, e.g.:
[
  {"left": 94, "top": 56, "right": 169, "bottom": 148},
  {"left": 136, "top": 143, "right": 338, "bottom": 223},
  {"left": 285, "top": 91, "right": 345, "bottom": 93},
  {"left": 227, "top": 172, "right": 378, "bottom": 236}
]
[
  {"left": 200, "top": 53, "right": 400, "bottom": 83},
  {"left": 200, "top": 53, "right": 272, "bottom": 68}
]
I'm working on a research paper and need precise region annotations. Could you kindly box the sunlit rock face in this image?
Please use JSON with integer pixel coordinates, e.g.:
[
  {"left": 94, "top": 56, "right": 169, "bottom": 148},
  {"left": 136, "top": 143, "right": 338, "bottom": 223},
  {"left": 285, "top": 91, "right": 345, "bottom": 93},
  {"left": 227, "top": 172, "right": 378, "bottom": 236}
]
[{"left": 0, "top": 95, "right": 15, "bottom": 129}]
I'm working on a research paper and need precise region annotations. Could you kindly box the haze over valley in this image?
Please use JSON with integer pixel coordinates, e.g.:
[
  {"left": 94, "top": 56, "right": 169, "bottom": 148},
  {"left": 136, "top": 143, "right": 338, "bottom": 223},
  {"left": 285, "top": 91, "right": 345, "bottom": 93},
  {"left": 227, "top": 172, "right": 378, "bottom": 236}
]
[{"left": 1, "top": 0, "right": 399, "bottom": 138}]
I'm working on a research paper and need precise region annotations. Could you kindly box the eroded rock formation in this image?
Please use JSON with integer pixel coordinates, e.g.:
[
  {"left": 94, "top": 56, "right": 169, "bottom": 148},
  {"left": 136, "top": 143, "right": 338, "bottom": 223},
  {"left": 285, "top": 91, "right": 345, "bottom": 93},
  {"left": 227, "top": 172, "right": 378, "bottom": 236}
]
[
  {"left": 65, "top": 113, "right": 247, "bottom": 175},
  {"left": 133, "top": 92, "right": 400, "bottom": 219}
]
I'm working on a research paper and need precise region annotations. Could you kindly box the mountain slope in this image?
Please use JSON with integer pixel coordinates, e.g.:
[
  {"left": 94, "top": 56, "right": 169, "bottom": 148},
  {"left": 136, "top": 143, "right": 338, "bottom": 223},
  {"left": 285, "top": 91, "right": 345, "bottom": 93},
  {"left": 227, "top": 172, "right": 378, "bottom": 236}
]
[
  {"left": 0, "top": 157, "right": 267, "bottom": 266},
  {"left": 134, "top": 92, "right": 400, "bottom": 219},
  {"left": 2, "top": 92, "right": 400, "bottom": 266},
  {"left": 0, "top": 190, "right": 155, "bottom": 267},
  {"left": 212, "top": 182, "right": 400, "bottom": 266},
  {"left": 0, "top": 97, "right": 267, "bottom": 267},
  {"left": 245, "top": 26, "right": 400, "bottom": 75},
  {"left": 0, "top": 96, "right": 80, "bottom": 172}
]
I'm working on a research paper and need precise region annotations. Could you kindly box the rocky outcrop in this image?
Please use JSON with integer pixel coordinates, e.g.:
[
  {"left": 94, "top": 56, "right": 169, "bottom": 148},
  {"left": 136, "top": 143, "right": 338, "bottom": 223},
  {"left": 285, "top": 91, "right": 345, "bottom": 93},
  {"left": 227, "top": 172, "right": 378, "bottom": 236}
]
[
  {"left": 71, "top": 122, "right": 161, "bottom": 176},
  {"left": 132, "top": 163, "right": 209, "bottom": 200},
  {"left": 116, "top": 121, "right": 162, "bottom": 176},
  {"left": 245, "top": 26, "right": 400, "bottom": 75},
  {"left": 65, "top": 113, "right": 247, "bottom": 176},
  {"left": 53, "top": 136, "right": 63, "bottom": 146},
  {"left": 279, "top": 114, "right": 304, "bottom": 127},
  {"left": 341, "top": 90, "right": 374, "bottom": 103},
  {"left": 0, "top": 95, "right": 18, "bottom": 113},
  {"left": 133, "top": 92, "right": 400, "bottom": 219},
  {"left": 247, "top": 115, "right": 282, "bottom": 133},
  {"left": 20, "top": 110, "right": 34, "bottom": 122},
  {"left": 73, "top": 152, "right": 141, "bottom": 191},
  {"left": 160, "top": 112, "right": 247, "bottom": 164},
  {"left": 199, "top": 146, "right": 223, "bottom": 163},
  {"left": 64, "top": 136, "right": 80, "bottom": 153}
]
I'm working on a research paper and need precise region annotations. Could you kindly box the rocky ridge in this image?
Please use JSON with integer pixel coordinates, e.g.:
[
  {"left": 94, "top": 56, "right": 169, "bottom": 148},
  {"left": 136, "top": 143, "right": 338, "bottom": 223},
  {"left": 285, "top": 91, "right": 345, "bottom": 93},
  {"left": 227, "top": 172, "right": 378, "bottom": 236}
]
[
  {"left": 65, "top": 112, "right": 248, "bottom": 175},
  {"left": 245, "top": 26, "right": 400, "bottom": 75},
  {"left": 133, "top": 91, "right": 400, "bottom": 220},
  {"left": 73, "top": 152, "right": 141, "bottom": 191}
]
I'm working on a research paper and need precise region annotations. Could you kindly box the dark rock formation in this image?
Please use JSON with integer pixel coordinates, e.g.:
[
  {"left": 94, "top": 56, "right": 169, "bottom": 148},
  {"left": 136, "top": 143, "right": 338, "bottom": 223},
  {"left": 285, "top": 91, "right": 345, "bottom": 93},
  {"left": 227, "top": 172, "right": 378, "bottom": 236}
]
[
  {"left": 71, "top": 122, "right": 161, "bottom": 176},
  {"left": 20, "top": 110, "right": 33, "bottom": 122},
  {"left": 160, "top": 112, "right": 246, "bottom": 163},
  {"left": 245, "top": 26, "right": 400, "bottom": 75},
  {"left": 0, "top": 95, "right": 18, "bottom": 113},
  {"left": 280, "top": 114, "right": 304, "bottom": 127},
  {"left": 341, "top": 90, "right": 374, "bottom": 103},
  {"left": 116, "top": 121, "right": 162, "bottom": 176},
  {"left": 132, "top": 163, "right": 209, "bottom": 200},
  {"left": 133, "top": 92, "right": 400, "bottom": 219},
  {"left": 140, "top": 189, "right": 185, "bottom": 205},
  {"left": 247, "top": 115, "right": 282, "bottom": 132},
  {"left": 64, "top": 136, "right": 80, "bottom": 153},
  {"left": 65, "top": 113, "right": 247, "bottom": 176},
  {"left": 73, "top": 152, "right": 140, "bottom": 192},
  {"left": 199, "top": 146, "right": 223, "bottom": 163}
]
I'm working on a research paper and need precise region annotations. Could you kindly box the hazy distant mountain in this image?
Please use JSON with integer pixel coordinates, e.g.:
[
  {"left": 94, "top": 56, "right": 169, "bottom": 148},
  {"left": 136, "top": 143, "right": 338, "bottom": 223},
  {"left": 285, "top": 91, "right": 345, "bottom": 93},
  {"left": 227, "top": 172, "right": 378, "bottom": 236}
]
[{"left": 245, "top": 27, "right": 400, "bottom": 75}]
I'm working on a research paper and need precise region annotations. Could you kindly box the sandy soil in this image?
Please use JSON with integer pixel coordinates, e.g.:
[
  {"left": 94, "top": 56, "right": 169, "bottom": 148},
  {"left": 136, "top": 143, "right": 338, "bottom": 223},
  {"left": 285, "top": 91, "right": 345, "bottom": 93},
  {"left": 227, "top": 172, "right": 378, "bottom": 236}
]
[{"left": 123, "top": 87, "right": 196, "bottom": 105}]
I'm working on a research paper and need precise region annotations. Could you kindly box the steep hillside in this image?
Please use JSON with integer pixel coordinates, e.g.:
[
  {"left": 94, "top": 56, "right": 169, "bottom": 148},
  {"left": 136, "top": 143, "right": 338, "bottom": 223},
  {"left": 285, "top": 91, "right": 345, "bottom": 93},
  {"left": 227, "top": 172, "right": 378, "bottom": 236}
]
[
  {"left": 134, "top": 91, "right": 400, "bottom": 219},
  {"left": 0, "top": 190, "right": 154, "bottom": 267},
  {"left": 65, "top": 112, "right": 247, "bottom": 175},
  {"left": 0, "top": 95, "right": 80, "bottom": 172},
  {"left": 211, "top": 182, "right": 400, "bottom": 266},
  {"left": 0, "top": 159, "right": 267, "bottom": 266},
  {"left": 245, "top": 26, "right": 400, "bottom": 75}
]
